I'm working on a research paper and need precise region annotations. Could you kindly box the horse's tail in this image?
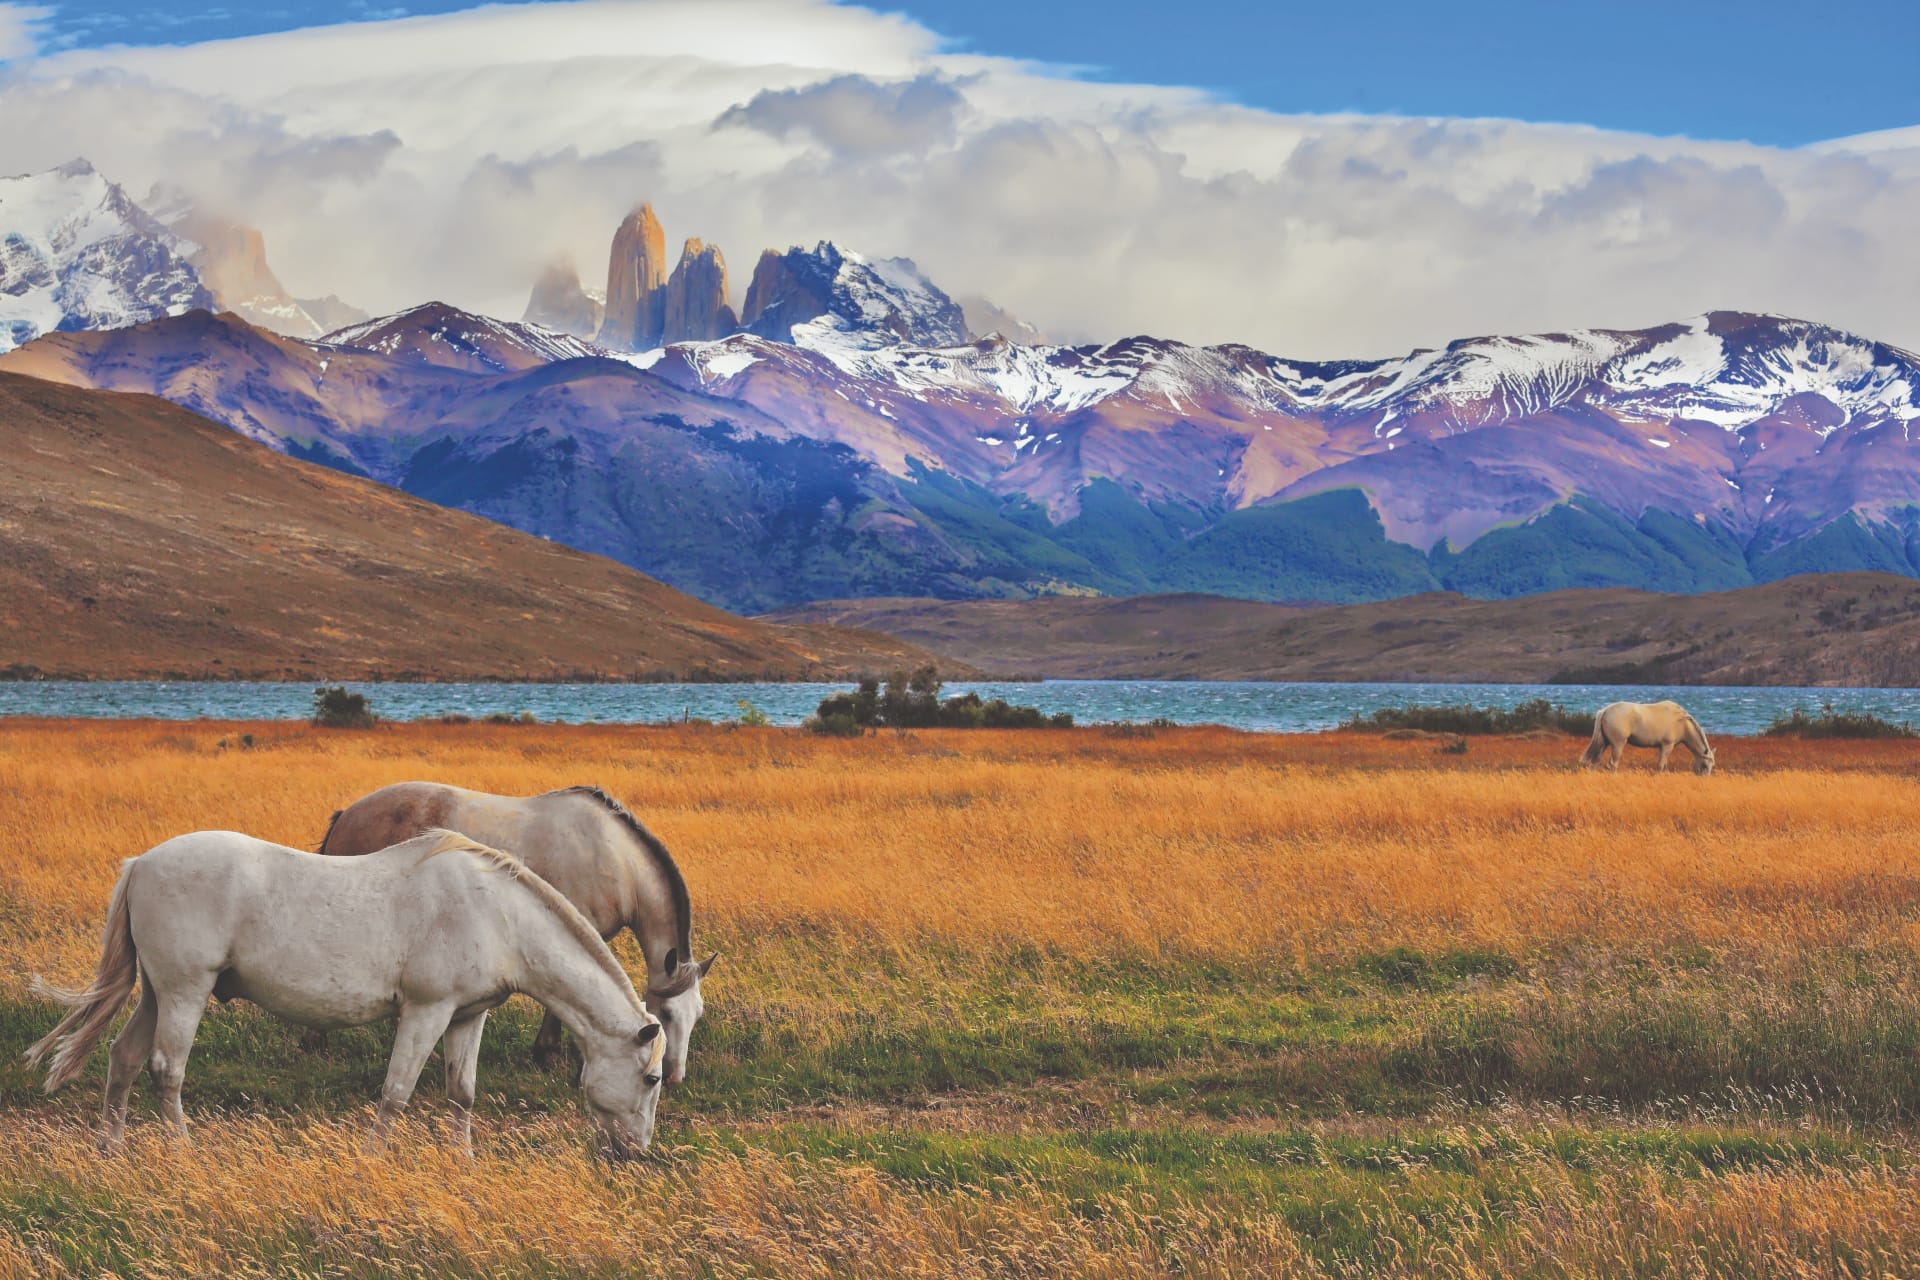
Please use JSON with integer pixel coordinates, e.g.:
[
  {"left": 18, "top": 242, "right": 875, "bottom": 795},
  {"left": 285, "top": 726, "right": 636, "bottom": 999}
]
[
  {"left": 1579, "top": 716, "right": 1607, "bottom": 765},
  {"left": 315, "top": 808, "right": 344, "bottom": 854},
  {"left": 24, "top": 860, "right": 139, "bottom": 1093}
]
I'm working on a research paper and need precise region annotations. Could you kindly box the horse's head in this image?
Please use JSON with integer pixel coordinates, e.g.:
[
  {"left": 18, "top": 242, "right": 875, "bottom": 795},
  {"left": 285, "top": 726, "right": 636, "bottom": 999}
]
[
  {"left": 1695, "top": 746, "right": 1717, "bottom": 776},
  {"left": 647, "top": 948, "right": 718, "bottom": 1087},
  {"left": 580, "top": 1018, "right": 665, "bottom": 1159}
]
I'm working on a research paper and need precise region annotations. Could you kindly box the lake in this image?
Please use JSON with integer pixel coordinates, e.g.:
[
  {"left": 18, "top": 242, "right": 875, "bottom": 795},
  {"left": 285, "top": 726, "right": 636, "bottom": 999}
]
[{"left": 0, "top": 680, "right": 1913, "bottom": 735}]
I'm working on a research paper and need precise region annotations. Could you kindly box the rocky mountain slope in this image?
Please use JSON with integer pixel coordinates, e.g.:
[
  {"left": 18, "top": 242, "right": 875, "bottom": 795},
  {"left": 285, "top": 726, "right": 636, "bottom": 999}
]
[
  {"left": 521, "top": 258, "right": 604, "bottom": 338},
  {"left": 161, "top": 205, "right": 365, "bottom": 340},
  {"left": 0, "top": 371, "right": 945, "bottom": 681},
  {"left": 771, "top": 574, "right": 1920, "bottom": 687}
]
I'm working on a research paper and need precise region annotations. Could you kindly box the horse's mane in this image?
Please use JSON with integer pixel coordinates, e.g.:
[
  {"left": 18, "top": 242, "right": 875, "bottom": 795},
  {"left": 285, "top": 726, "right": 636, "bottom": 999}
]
[
  {"left": 551, "top": 786, "right": 695, "bottom": 989},
  {"left": 415, "top": 830, "right": 646, "bottom": 1015}
]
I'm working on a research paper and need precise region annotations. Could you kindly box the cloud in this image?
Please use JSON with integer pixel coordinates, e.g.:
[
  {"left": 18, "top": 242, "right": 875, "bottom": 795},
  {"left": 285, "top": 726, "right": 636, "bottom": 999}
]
[
  {"left": 0, "top": 3, "right": 47, "bottom": 60},
  {"left": 0, "top": 0, "right": 1913, "bottom": 358},
  {"left": 717, "top": 73, "right": 966, "bottom": 156}
]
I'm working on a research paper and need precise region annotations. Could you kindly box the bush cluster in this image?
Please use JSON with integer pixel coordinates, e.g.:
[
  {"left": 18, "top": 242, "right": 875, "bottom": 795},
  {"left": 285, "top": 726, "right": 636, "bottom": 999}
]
[
  {"left": 310, "top": 686, "right": 375, "bottom": 729},
  {"left": 1340, "top": 698, "right": 1592, "bottom": 736},
  {"left": 805, "top": 666, "right": 1072, "bottom": 735},
  {"left": 1763, "top": 703, "right": 1917, "bottom": 739}
]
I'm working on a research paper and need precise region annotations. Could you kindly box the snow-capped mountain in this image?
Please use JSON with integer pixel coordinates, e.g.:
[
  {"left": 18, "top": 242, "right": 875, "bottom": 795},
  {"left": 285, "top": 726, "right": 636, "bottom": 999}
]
[
  {"left": 740, "top": 242, "right": 969, "bottom": 352},
  {"left": 0, "top": 160, "right": 211, "bottom": 353},
  {"left": 319, "top": 302, "right": 613, "bottom": 374},
  {"left": 8, "top": 249, "right": 1920, "bottom": 609}
]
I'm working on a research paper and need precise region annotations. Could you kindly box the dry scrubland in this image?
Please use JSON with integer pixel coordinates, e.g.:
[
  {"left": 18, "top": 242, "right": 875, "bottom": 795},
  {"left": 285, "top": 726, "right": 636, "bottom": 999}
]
[{"left": 3, "top": 722, "right": 1920, "bottom": 1275}]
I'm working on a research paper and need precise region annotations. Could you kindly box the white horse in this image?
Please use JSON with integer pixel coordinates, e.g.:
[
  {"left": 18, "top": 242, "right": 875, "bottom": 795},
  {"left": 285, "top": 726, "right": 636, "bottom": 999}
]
[
  {"left": 320, "top": 783, "right": 714, "bottom": 1083},
  {"left": 1581, "top": 700, "right": 1717, "bottom": 775},
  {"left": 25, "top": 829, "right": 666, "bottom": 1156}
]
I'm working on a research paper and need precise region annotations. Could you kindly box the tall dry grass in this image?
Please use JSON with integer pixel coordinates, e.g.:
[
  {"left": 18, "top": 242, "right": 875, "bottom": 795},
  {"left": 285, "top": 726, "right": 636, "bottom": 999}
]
[
  {"left": 4, "top": 720, "right": 1919, "bottom": 987},
  {"left": 4, "top": 720, "right": 1920, "bottom": 1276}
]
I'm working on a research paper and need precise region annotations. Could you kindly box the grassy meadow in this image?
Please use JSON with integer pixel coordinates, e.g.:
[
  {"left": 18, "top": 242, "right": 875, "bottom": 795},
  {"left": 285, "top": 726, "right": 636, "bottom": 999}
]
[{"left": 3, "top": 719, "right": 1920, "bottom": 1275}]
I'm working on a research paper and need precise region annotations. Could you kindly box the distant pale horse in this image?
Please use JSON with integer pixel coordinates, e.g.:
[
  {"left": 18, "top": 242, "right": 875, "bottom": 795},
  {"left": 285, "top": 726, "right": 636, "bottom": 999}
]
[{"left": 1581, "top": 700, "right": 1716, "bottom": 775}]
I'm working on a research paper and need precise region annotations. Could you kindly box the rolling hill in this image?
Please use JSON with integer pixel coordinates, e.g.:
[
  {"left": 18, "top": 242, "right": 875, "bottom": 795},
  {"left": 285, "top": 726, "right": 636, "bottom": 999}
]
[
  {"left": 0, "top": 372, "right": 946, "bottom": 682},
  {"left": 770, "top": 574, "right": 1920, "bottom": 687}
]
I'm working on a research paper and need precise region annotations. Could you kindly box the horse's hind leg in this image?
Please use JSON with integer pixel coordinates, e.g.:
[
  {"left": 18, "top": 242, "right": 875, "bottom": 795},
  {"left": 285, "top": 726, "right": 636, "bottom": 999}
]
[
  {"left": 103, "top": 979, "right": 158, "bottom": 1150},
  {"left": 148, "top": 976, "right": 215, "bottom": 1139},
  {"left": 442, "top": 1010, "right": 488, "bottom": 1155},
  {"left": 1608, "top": 741, "right": 1623, "bottom": 771}
]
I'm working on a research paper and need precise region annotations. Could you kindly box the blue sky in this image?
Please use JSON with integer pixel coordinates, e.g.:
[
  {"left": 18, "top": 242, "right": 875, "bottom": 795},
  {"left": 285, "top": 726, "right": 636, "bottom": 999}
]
[{"left": 28, "top": 0, "right": 1920, "bottom": 146}]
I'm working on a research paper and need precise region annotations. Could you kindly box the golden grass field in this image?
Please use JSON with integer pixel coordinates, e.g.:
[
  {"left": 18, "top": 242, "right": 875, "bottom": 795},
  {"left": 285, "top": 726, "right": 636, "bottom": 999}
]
[{"left": 4, "top": 719, "right": 1920, "bottom": 1276}]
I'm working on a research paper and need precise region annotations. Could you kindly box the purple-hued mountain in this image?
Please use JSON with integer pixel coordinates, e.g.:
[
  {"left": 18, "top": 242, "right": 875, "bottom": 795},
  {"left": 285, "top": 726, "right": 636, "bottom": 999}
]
[
  {"left": 3, "top": 173, "right": 1916, "bottom": 610},
  {"left": 9, "top": 288, "right": 1916, "bottom": 611}
]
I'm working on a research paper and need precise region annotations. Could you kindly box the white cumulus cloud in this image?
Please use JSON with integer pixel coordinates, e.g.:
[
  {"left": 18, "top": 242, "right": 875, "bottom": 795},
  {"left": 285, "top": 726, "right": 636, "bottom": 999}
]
[
  {"left": 0, "top": 0, "right": 1912, "bottom": 359},
  {"left": 0, "top": 3, "right": 46, "bottom": 61}
]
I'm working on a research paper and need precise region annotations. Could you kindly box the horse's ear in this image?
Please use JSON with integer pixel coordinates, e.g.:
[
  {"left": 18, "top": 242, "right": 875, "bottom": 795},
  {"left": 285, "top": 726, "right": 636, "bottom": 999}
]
[
  {"left": 698, "top": 952, "right": 719, "bottom": 978},
  {"left": 663, "top": 947, "right": 679, "bottom": 974},
  {"left": 636, "top": 1023, "right": 661, "bottom": 1045}
]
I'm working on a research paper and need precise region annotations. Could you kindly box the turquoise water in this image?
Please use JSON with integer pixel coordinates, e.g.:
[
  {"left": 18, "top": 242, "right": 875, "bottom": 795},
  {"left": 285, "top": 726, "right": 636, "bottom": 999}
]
[{"left": 0, "top": 680, "right": 1914, "bottom": 735}]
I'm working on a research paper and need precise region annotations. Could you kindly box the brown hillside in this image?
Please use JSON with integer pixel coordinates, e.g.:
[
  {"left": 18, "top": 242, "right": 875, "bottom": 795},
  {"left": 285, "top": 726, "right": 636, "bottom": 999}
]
[
  {"left": 769, "top": 576, "right": 1920, "bottom": 686},
  {"left": 0, "top": 373, "right": 947, "bottom": 681}
]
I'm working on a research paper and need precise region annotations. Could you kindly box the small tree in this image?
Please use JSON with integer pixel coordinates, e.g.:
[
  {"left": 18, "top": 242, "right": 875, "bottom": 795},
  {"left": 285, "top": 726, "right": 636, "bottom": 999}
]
[{"left": 311, "top": 686, "right": 376, "bottom": 729}]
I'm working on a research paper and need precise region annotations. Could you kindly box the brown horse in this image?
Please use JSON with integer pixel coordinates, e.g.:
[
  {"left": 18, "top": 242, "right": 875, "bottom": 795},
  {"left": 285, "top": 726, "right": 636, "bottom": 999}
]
[{"left": 321, "top": 783, "right": 713, "bottom": 1083}]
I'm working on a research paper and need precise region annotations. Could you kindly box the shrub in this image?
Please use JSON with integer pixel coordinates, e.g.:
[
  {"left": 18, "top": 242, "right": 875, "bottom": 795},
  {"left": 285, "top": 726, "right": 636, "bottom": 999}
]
[
  {"left": 803, "top": 711, "right": 866, "bottom": 738},
  {"left": 804, "top": 668, "right": 1068, "bottom": 734},
  {"left": 1763, "top": 703, "right": 1917, "bottom": 739},
  {"left": 483, "top": 711, "right": 538, "bottom": 725},
  {"left": 310, "top": 686, "right": 375, "bottom": 729},
  {"left": 1341, "top": 698, "right": 1591, "bottom": 736},
  {"left": 736, "top": 700, "right": 770, "bottom": 728}
]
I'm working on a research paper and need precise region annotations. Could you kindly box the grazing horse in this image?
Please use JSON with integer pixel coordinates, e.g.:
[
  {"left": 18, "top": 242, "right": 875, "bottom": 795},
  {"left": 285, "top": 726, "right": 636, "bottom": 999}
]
[
  {"left": 25, "top": 830, "right": 666, "bottom": 1156},
  {"left": 1581, "top": 700, "right": 1717, "bottom": 775},
  {"left": 320, "top": 783, "right": 714, "bottom": 1083}
]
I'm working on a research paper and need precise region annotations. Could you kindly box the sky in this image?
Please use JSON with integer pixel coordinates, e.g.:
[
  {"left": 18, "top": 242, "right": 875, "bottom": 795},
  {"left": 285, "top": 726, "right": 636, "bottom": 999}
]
[{"left": 0, "top": 0, "right": 1915, "bottom": 356}]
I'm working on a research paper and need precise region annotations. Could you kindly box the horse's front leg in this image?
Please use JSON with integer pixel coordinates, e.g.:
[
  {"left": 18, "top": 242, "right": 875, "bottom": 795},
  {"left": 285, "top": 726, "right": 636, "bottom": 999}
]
[
  {"left": 1656, "top": 743, "right": 1673, "bottom": 772},
  {"left": 531, "top": 1011, "right": 566, "bottom": 1070},
  {"left": 442, "top": 1010, "right": 489, "bottom": 1156},
  {"left": 370, "top": 1002, "right": 455, "bottom": 1145}
]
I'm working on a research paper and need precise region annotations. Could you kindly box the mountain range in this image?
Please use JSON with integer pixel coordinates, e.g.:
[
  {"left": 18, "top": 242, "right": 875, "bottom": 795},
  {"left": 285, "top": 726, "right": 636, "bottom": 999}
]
[{"left": 4, "top": 160, "right": 1918, "bottom": 614}]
